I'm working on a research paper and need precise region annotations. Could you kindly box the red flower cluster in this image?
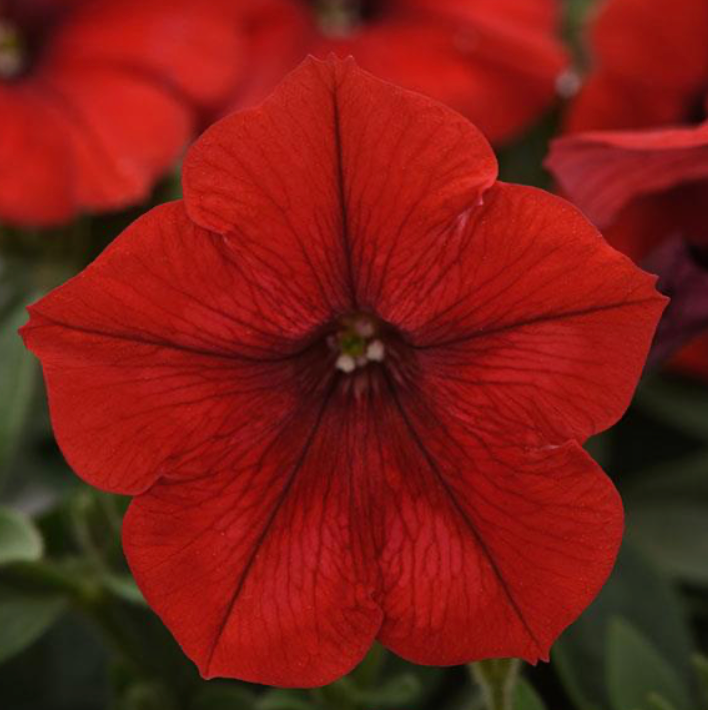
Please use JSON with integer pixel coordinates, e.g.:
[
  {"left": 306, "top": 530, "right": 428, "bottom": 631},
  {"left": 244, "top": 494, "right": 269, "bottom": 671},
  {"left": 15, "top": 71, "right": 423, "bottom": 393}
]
[
  {"left": 22, "top": 58, "right": 666, "bottom": 687},
  {"left": 547, "top": 0, "right": 708, "bottom": 378},
  {"left": 0, "top": 0, "right": 241, "bottom": 227},
  {"left": 227, "top": 0, "right": 569, "bottom": 145}
]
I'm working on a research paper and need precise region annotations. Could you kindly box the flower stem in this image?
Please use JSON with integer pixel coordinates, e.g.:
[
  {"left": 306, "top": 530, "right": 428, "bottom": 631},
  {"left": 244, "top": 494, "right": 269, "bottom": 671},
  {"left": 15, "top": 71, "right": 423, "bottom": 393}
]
[{"left": 469, "top": 658, "right": 521, "bottom": 710}]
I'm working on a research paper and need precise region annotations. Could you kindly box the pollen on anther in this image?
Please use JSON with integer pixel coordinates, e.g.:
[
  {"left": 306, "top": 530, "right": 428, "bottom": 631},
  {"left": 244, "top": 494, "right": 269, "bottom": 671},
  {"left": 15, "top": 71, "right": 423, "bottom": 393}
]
[
  {"left": 336, "top": 353, "right": 357, "bottom": 373},
  {"left": 366, "top": 340, "right": 385, "bottom": 362}
]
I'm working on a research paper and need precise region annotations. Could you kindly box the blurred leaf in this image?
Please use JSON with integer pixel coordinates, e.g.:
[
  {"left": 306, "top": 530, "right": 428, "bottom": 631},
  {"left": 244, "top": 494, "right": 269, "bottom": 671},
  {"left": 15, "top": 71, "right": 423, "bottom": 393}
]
[
  {"left": 257, "top": 689, "right": 313, "bottom": 710},
  {"left": 0, "top": 506, "right": 43, "bottom": 565},
  {"left": 627, "top": 502, "right": 708, "bottom": 584},
  {"left": 646, "top": 694, "right": 678, "bottom": 710},
  {"left": 607, "top": 618, "right": 690, "bottom": 710},
  {"left": 119, "top": 681, "right": 177, "bottom": 710},
  {"left": 0, "top": 297, "right": 37, "bottom": 476},
  {"left": 553, "top": 543, "right": 695, "bottom": 710},
  {"left": 635, "top": 377, "right": 708, "bottom": 442},
  {"left": 355, "top": 672, "right": 422, "bottom": 706},
  {"left": 514, "top": 678, "right": 547, "bottom": 710},
  {"left": 0, "top": 583, "right": 67, "bottom": 664},
  {"left": 102, "top": 573, "right": 146, "bottom": 606},
  {"left": 585, "top": 431, "right": 613, "bottom": 469},
  {"left": 191, "top": 684, "right": 257, "bottom": 710},
  {"left": 497, "top": 115, "right": 557, "bottom": 189},
  {"left": 472, "top": 659, "right": 521, "bottom": 710},
  {"left": 693, "top": 655, "right": 708, "bottom": 708},
  {"left": 623, "top": 449, "right": 708, "bottom": 502}
]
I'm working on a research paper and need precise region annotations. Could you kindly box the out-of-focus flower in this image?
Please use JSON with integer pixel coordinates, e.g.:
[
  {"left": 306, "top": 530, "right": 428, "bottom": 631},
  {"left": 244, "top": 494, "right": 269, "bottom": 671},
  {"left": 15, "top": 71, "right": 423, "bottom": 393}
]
[
  {"left": 0, "top": 0, "right": 242, "bottom": 227},
  {"left": 550, "top": 0, "right": 708, "bottom": 378},
  {"left": 566, "top": 0, "right": 708, "bottom": 133},
  {"left": 22, "top": 58, "right": 665, "bottom": 687},
  {"left": 227, "top": 0, "right": 568, "bottom": 145},
  {"left": 547, "top": 125, "right": 708, "bottom": 368},
  {"left": 547, "top": 124, "right": 708, "bottom": 262}
]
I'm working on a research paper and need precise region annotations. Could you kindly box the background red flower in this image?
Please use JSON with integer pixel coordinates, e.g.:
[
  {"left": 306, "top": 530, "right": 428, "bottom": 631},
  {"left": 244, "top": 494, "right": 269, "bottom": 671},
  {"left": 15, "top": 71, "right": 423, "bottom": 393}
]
[
  {"left": 226, "top": 0, "right": 568, "bottom": 145},
  {"left": 551, "top": 0, "right": 708, "bottom": 379},
  {"left": 0, "top": 0, "right": 242, "bottom": 227},
  {"left": 22, "top": 58, "right": 666, "bottom": 687}
]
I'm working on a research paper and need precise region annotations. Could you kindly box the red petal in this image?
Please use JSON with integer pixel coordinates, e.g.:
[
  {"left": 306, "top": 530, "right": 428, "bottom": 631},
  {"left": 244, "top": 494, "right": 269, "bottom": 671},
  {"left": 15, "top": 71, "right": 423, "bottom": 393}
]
[
  {"left": 564, "top": 74, "right": 692, "bottom": 133},
  {"left": 546, "top": 123, "right": 708, "bottom": 229},
  {"left": 0, "top": 84, "right": 75, "bottom": 226},
  {"left": 21, "top": 202, "right": 322, "bottom": 494},
  {"left": 566, "top": 0, "right": 708, "bottom": 131},
  {"left": 590, "top": 0, "right": 708, "bottom": 96},
  {"left": 226, "top": 0, "right": 566, "bottom": 144},
  {"left": 376, "top": 387, "right": 623, "bottom": 664},
  {"left": 315, "top": 12, "right": 566, "bottom": 146},
  {"left": 51, "top": 0, "right": 244, "bottom": 110},
  {"left": 42, "top": 64, "right": 192, "bottom": 211},
  {"left": 389, "top": 183, "right": 666, "bottom": 444},
  {"left": 227, "top": 0, "right": 315, "bottom": 109},
  {"left": 184, "top": 57, "right": 497, "bottom": 310},
  {"left": 124, "top": 398, "right": 383, "bottom": 687}
]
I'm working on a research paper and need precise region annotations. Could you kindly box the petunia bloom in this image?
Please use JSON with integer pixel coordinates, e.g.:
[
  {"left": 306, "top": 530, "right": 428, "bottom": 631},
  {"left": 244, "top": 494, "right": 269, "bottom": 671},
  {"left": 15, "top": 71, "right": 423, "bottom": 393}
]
[
  {"left": 551, "top": 0, "right": 708, "bottom": 378},
  {"left": 227, "top": 0, "right": 568, "bottom": 145},
  {"left": 0, "top": 0, "right": 242, "bottom": 227},
  {"left": 565, "top": 0, "right": 708, "bottom": 133},
  {"left": 546, "top": 124, "right": 708, "bottom": 262},
  {"left": 546, "top": 124, "right": 708, "bottom": 374},
  {"left": 22, "top": 58, "right": 666, "bottom": 687}
]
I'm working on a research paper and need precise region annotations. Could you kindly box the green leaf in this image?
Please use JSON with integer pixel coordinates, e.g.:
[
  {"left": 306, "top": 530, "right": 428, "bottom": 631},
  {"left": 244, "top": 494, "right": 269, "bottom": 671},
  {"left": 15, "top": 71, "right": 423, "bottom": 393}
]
[
  {"left": 0, "top": 506, "right": 43, "bottom": 565},
  {"left": 514, "top": 679, "right": 547, "bottom": 710},
  {"left": 0, "top": 584, "right": 67, "bottom": 664},
  {"left": 0, "top": 297, "right": 37, "bottom": 474},
  {"left": 191, "top": 684, "right": 257, "bottom": 710},
  {"left": 635, "top": 377, "right": 708, "bottom": 442},
  {"left": 102, "top": 573, "right": 146, "bottom": 606},
  {"left": 646, "top": 695, "right": 678, "bottom": 710},
  {"left": 355, "top": 673, "right": 423, "bottom": 707},
  {"left": 120, "top": 682, "right": 177, "bottom": 710},
  {"left": 622, "top": 449, "right": 708, "bottom": 502},
  {"left": 693, "top": 655, "right": 708, "bottom": 708},
  {"left": 472, "top": 659, "right": 521, "bottom": 710},
  {"left": 607, "top": 618, "right": 691, "bottom": 710},
  {"left": 256, "top": 689, "right": 313, "bottom": 710},
  {"left": 552, "top": 543, "right": 694, "bottom": 710},
  {"left": 627, "top": 502, "right": 708, "bottom": 584}
]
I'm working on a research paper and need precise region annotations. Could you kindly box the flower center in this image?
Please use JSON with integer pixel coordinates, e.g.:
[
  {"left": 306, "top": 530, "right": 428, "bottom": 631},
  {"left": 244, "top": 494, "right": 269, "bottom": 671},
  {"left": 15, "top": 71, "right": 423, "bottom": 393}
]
[
  {"left": 330, "top": 314, "right": 385, "bottom": 373},
  {"left": 312, "top": 0, "right": 380, "bottom": 37},
  {"left": 0, "top": 20, "right": 25, "bottom": 79}
]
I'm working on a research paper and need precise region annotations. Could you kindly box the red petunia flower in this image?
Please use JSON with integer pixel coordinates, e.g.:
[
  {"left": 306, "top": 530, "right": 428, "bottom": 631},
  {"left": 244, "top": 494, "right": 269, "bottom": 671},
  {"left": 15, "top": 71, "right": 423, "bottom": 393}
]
[
  {"left": 547, "top": 124, "right": 708, "bottom": 262},
  {"left": 552, "top": 0, "right": 708, "bottom": 378},
  {"left": 227, "top": 0, "right": 568, "bottom": 145},
  {"left": 565, "top": 0, "right": 708, "bottom": 133},
  {"left": 0, "top": 0, "right": 242, "bottom": 227},
  {"left": 22, "top": 58, "right": 666, "bottom": 687},
  {"left": 546, "top": 125, "right": 708, "bottom": 367}
]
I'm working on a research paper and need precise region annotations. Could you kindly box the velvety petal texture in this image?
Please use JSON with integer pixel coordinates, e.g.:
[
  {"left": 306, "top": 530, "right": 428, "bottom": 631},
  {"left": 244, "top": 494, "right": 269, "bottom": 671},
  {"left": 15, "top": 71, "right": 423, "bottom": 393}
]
[
  {"left": 23, "top": 58, "right": 667, "bottom": 687},
  {"left": 0, "top": 0, "right": 241, "bottom": 227}
]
